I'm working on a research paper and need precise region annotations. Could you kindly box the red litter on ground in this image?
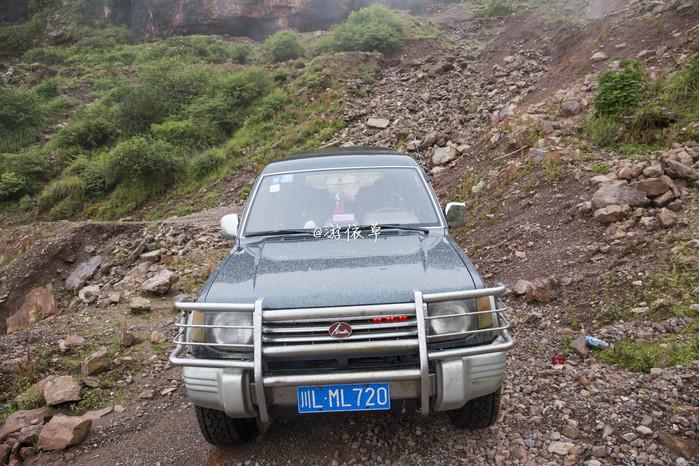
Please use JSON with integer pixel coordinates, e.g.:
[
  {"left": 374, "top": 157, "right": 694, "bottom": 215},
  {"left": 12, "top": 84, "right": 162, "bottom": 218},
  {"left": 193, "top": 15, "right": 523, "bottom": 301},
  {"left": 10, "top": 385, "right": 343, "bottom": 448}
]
[{"left": 551, "top": 355, "right": 566, "bottom": 365}]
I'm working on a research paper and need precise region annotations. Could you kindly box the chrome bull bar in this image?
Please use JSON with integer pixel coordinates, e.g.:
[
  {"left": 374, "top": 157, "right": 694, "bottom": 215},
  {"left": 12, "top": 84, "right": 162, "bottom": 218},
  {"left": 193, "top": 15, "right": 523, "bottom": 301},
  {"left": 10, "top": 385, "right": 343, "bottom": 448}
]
[{"left": 170, "top": 285, "right": 513, "bottom": 424}]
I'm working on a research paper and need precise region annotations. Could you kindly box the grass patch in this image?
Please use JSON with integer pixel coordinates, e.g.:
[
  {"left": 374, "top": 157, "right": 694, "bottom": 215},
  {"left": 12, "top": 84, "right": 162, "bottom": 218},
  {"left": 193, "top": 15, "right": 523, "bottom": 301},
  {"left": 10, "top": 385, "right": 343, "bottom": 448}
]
[
  {"left": 69, "top": 388, "right": 108, "bottom": 413},
  {"left": 584, "top": 54, "right": 699, "bottom": 150},
  {"left": 0, "top": 346, "right": 53, "bottom": 423},
  {"left": 598, "top": 333, "right": 699, "bottom": 373}
]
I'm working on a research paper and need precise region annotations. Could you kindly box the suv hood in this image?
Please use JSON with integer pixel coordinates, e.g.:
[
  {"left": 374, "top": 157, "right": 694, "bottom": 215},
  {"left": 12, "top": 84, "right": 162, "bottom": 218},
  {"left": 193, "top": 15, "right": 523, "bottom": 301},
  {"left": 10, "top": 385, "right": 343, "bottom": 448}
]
[{"left": 203, "top": 233, "right": 478, "bottom": 309}]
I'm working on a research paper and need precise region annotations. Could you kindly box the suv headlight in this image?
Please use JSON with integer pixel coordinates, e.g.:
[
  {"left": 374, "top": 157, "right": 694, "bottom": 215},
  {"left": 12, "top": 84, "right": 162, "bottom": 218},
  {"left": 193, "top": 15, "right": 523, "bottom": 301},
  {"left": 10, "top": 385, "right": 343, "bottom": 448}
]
[
  {"left": 427, "top": 296, "right": 496, "bottom": 341},
  {"left": 188, "top": 312, "right": 253, "bottom": 349}
]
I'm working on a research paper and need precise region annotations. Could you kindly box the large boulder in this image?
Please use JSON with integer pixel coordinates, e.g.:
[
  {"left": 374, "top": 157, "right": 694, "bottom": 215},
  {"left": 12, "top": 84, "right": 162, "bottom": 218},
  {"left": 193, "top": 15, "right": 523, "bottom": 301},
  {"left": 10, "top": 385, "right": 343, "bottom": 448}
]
[
  {"left": 65, "top": 256, "right": 102, "bottom": 291},
  {"left": 5, "top": 285, "right": 58, "bottom": 334},
  {"left": 44, "top": 376, "right": 82, "bottom": 406},
  {"left": 37, "top": 415, "right": 91, "bottom": 451},
  {"left": 141, "top": 269, "right": 179, "bottom": 294},
  {"left": 0, "top": 407, "right": 53, "bottom": 443},
  {"left": 591, "top": 181, "right": 650, "bottom": 209}
]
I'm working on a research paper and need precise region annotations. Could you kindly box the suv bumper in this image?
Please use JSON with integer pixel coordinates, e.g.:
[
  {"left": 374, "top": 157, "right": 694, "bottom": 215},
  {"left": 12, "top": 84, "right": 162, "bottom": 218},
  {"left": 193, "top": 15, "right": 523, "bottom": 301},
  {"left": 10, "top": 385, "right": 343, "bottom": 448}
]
[
  {"left": 170, "top": 286, "right": 513, "bottom": 423},
  {"left": 179, "top": 334, "right": 510, "bottom": 418}
]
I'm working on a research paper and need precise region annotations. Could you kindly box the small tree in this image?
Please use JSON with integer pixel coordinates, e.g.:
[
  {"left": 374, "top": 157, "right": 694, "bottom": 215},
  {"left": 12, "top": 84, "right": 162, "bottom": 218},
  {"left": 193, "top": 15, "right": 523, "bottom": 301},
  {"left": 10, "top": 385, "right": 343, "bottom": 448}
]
[
  {"left": 328, "top": 5, "right": 406, "bottom": 54},
  {"left": 263, "top": 30, "right": 306, "bottom": 63},
  {"left": 593, "top": 61, "right": 646, "bottom": 118}
]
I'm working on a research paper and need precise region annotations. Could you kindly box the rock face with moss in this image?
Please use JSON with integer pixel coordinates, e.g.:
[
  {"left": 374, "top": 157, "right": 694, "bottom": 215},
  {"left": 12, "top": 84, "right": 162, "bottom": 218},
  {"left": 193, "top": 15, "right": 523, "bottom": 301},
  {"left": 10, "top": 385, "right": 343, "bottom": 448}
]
[
  {"left": 148, "top": 0, "right": 424, "bottom": 39},
  {"left": 39, "top": 0, "right": 421, "bottom": 41}
]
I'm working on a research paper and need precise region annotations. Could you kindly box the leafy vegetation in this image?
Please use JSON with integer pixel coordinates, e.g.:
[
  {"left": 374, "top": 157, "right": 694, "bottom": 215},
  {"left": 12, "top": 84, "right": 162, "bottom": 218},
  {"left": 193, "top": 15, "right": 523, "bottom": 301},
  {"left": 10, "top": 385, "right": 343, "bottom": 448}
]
[
  {"left": 320, "top": 5, "right": 407, "bottom": 54},
  {"left": 584, "top": 54, "right": 699, "bottom": 151},
  {"left": 473, "top": 0, "right": 517, "bottom": 18},
  {"left": 0, "top": 85, "right": 47, "bottom": 152},
  {"left": 593, "top": 60, "right": 645, "bottom": 117},
  {"left": 263, "top": 30, "right": 306, "bottom": 63},
  {"left": 0, "top": 4, "right": 400, "bottom": 221}
]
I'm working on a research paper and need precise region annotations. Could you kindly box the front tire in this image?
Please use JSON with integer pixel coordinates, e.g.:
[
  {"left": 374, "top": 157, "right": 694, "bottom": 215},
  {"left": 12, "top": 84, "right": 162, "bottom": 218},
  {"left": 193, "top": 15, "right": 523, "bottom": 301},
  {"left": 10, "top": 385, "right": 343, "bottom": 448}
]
[
  {"left": 448, "top": 387, "right": 501, "bottom": 429},
  {"left": 195, "top": 406, "right": 259, "bottom": 446}
]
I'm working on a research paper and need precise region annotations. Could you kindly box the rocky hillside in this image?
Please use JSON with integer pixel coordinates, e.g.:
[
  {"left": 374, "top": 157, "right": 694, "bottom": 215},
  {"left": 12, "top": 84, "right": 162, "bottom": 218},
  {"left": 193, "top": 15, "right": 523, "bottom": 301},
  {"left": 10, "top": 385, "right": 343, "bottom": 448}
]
[{"left": 0, "top": 0, "right": 698, "bottom": 465}]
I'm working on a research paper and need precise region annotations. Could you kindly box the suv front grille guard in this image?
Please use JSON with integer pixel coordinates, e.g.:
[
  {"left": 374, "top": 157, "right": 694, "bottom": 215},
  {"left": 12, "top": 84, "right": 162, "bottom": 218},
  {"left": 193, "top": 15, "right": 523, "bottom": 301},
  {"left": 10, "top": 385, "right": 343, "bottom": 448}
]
[{"left": 170, "top": 285, "right": 513, "bottom": 424}]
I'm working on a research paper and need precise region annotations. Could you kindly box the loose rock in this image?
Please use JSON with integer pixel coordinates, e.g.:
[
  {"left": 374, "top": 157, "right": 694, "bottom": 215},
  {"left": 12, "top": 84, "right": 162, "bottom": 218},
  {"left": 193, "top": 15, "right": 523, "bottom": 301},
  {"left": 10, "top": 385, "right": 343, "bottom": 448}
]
[
  {"left": 44, "top": 376, "right": 82, "bottom": 406},
  {"left": 129, "top": 297, "right": 152, "bottom": 313},
  {"left": 366, "top": 118, "right": 390, "bottom": 129},
  {"left": 37, "top": 415, "right": 91, "bottom": 451},
  {"left": 65, "top": 256, "right": 102, "bottom": 291},
  {"left": 141, "top": 270, "right": 179, "bottom": 294},
  {"left": 81, "top": 347, "right": 111, "bottom": 376}
]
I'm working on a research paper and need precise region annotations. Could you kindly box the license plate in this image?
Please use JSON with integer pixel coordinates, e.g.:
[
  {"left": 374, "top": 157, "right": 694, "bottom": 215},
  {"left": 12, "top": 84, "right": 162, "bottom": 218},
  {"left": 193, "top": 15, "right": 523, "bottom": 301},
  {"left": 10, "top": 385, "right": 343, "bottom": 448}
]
[{"left": 297, "top": 383, "right": 390, "bottom": 413}]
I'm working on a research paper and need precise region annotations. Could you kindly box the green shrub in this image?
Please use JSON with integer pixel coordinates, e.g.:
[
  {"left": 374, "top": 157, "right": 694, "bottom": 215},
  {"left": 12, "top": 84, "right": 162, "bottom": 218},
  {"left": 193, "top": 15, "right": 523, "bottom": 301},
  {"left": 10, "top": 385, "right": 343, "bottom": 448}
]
[
  {"left": 89, "top": 180, "right": 159, "bottom": 220},
  {"left": 33, "top": 78, "right": 60, "bottom": 99},
  {"left": 0, "top": 150, "right": 49, "bottom": 201},
  {"left": 75, "top": 26, "right": 137, "bottom": 52},
  {"left": 151, "top": 119, "right": 220, "bottom": 149},
  {"left": 594, "top": 61, "right": 646, "bottom": 117},
  {"left": 80, "top": 154, "right": 113, "bottom": 193},
  {"left": 325, "top": 5, "right": 406, "bottom": 54},
  {"left": 22, "top": 47, "right": 74, "bottom": 65},
  {"left": 109, "top": 84, "right": 169, "bottom": 136},
  {"left": 190, "top": 67, "right": 273, "bottom": 134},
  {"left": 54, "top": 116, "right": 116, "bottom": 150},
  {"left": 108, "top": 136, "right": 183, "bottom": 186},
  {"left": 37, "top": 175, "right": 86, "bottom": 209},
  {"left": 48, "top": 193, "right": 85, "bottom": 220},
  {"left": 0, "top": 17, "right": 41, "bottom": 57},
  {"left": 250, "top": 89, "right": 289, "bottom": 123},
  {"left": 230, "top": 43, "right": 254, "bottom": 64},
  {"left": 188, "top": 149, "right": 227, "bottom": 179},
  {"left": 0, "top": 85, "right": 46, "bottom": 152},
  {"left": 44, "top": 96, "right": 74, "bottom": 115},
  {"left": 137, "top": 36, "right": 254, "bottom": 65},
  {"left": 0, "top": 172, "right": 29, "bottom": 200},
  {"left": 263, "top": 30, "right": 306, "bottom": 63},
  {"left": 108, "top": 64, "right": 212, "bottom": 135},
  {"left": 473, "top": 0, "right": 516, "bottom": 18}
]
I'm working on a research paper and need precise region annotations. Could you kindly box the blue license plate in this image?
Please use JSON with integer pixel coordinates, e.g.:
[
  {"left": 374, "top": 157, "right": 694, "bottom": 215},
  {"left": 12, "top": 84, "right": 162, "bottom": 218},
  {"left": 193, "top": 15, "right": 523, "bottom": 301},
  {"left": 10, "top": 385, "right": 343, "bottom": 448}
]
[{"left": 297, "top": 383, "right": 391, "bottom": 413}]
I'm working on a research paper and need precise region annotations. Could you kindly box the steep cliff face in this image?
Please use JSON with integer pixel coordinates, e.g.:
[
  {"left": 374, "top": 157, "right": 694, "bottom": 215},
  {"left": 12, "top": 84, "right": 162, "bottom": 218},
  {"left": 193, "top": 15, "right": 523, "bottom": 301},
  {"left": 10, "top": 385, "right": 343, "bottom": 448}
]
[
  {"left": 0, "top": 0, "right": 28, "bottom": 24},
  {"left": 108, "top": 0, "right": 426, "bottom": 40}
]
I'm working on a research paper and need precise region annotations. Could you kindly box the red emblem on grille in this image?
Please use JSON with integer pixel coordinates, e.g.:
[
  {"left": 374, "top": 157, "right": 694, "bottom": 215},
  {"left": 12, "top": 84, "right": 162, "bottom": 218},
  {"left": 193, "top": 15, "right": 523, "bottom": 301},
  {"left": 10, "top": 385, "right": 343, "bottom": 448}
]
[{"left": 328, "top": 322, "right": 352, "bottom": 339}]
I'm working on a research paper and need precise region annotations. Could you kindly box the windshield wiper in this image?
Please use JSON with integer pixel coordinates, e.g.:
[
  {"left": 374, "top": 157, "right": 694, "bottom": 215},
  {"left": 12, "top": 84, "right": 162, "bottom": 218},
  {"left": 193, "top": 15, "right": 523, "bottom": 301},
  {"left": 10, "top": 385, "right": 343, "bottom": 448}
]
[
  {"left": 355, "top": 224, "right": 430, "bottom": 235},
  {"left": 245, "top": 229, "right": 316, "bottom": 238}
]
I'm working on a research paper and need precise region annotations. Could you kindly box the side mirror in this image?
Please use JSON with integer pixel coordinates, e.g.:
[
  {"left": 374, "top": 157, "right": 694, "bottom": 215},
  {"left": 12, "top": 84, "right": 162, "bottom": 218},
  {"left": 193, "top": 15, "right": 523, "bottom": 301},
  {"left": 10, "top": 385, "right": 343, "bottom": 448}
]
[
  {"left": 445, "top": 202, "right": 467, "bottom": 228},
  {"left": 221, "top": 214, "right": 239, "bottom": 239}
]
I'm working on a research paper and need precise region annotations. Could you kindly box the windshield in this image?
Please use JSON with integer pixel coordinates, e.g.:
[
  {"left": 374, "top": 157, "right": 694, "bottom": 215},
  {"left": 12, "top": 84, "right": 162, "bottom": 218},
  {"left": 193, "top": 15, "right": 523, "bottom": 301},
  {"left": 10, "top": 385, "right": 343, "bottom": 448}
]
[{"left": 243, "top": 167, "right": 441, "bottom": 236}]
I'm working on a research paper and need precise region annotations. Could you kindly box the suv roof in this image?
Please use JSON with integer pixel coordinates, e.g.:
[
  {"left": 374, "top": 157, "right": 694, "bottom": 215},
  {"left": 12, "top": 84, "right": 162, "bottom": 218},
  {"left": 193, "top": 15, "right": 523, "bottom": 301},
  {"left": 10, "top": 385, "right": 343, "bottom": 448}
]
[{"left": 262, "top": 147, "right": 418, "bottom": 175}]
